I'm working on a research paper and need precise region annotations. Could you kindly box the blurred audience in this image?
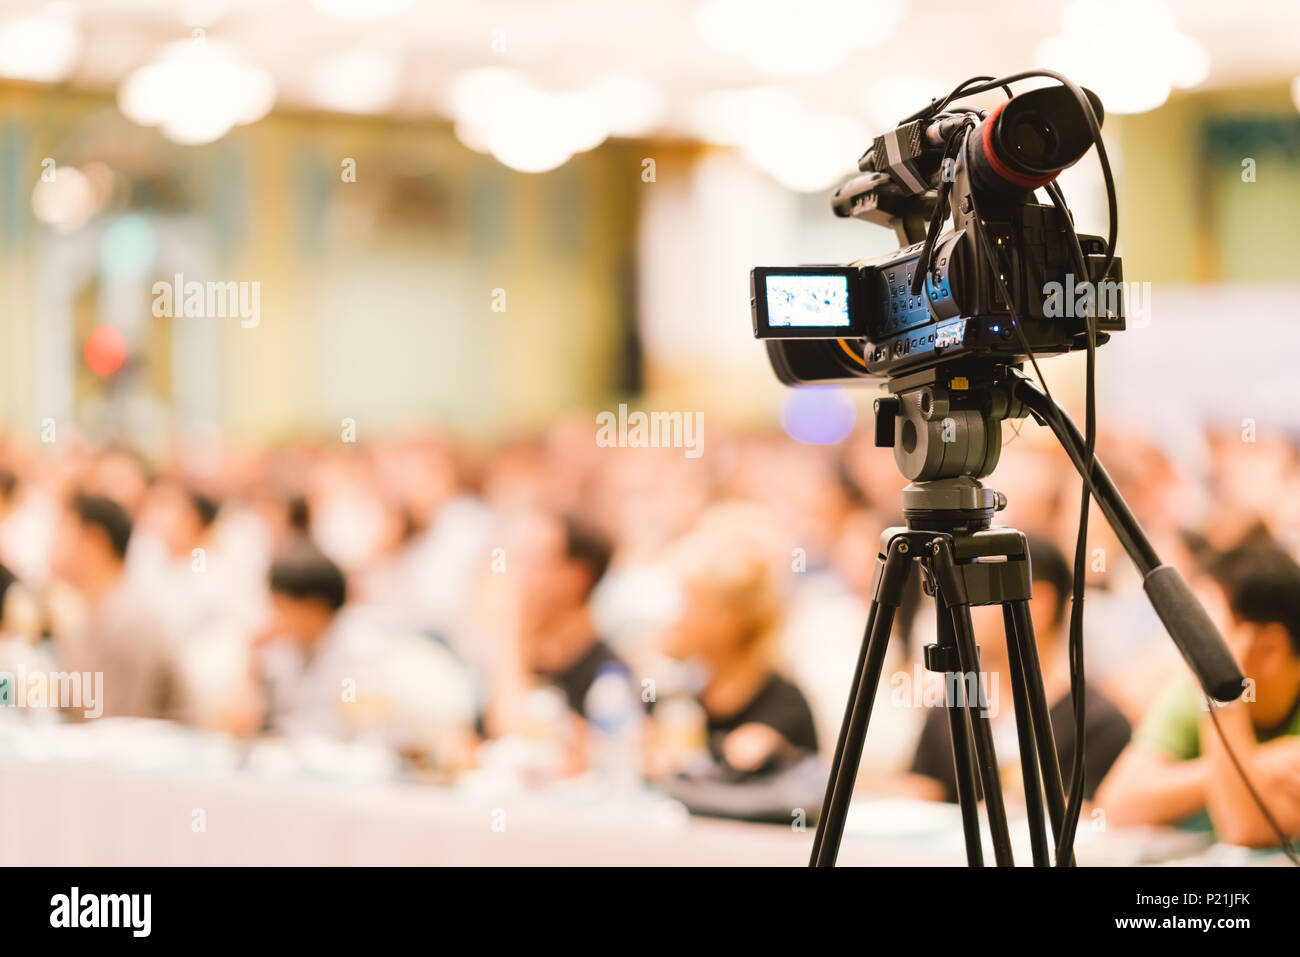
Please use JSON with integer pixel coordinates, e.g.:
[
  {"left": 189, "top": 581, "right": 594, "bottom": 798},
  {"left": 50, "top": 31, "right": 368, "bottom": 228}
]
[{"left": 0, "top": 416, "right": 1298, "bottom": 839}]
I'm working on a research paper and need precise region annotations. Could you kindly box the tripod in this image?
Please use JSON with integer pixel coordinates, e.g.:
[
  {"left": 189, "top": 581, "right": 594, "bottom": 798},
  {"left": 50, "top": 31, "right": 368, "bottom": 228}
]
[
  {"left": 810, "top": 484, "right": 1068, "bottom": 866},
  {"left": 808, "top": 367, "right": 1244, "bottom": 867}
]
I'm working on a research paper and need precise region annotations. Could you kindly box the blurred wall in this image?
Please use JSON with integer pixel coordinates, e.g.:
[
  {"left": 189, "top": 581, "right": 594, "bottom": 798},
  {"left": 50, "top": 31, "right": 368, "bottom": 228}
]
[
  {"left": 1115, "top": 81, "right": 1300, "bottom": 283},
  {"left": 0, "top": 82, "right": 641, "bottom": 449},
  {"left": 3, "top": 78, "right": 1300, "bottom": 448}
]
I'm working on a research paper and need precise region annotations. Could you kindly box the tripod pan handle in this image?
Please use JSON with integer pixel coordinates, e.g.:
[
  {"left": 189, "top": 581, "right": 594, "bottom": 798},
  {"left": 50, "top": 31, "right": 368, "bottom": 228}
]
[{"left": 1143, "top": 565, "right": 1244, "bottom": 702}]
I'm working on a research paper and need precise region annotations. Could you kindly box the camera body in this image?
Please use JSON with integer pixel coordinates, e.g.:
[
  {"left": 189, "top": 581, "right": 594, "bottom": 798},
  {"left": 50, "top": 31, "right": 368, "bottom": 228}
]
[{"left": 752, "top": 84, "right": 1123, "bottom": 387}]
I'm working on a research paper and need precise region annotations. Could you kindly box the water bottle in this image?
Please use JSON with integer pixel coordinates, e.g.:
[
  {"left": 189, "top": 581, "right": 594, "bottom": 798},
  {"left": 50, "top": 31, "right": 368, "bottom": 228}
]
[{"left": 583, "top": 664, "right": 642, "bottom": 792}]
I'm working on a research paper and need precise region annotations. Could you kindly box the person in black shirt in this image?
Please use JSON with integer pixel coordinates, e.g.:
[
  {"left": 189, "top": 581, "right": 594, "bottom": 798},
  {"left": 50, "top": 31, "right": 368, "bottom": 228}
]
[
  {"left": 907, "top": 682, "right": 1130, "bottom": 804},
  {"left": 900, "top": 535, "right": 1131, "bottom": 804},
  {"left": 704, "top": 672, "right": 819, "bottom": 768},
  {"left": 537, "top": 634, "right": 625, "bottom": 717},
  {"left": 507, "top": 510, "right": 625, "bottom": 720},
  {"left": 659, "top": 505, "right": 818, "bottom": 775}
]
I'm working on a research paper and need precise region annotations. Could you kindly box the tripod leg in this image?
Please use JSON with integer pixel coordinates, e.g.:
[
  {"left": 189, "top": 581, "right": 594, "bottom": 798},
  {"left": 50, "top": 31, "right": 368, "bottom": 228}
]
[
  {"left": 929, "top": 537, "right": 1014, "bottom": 865},
  {"left": 933, "top": 611, "right": 985, "bottom": 866},
  {"left": 946, "top": 601, "right": 1015, "bottom": 866},
  {"left": 807, "top": 600, "right": 877, "bottom": 865},
  {"left": 1002, "top": 604, "right": 1050, "bottom": 866},
  {"left": 810, "top": 537, "right": 912, "bottom": 867},
  {"left": 1007, "top": 599, "right": 1074, "bottom": 865}
]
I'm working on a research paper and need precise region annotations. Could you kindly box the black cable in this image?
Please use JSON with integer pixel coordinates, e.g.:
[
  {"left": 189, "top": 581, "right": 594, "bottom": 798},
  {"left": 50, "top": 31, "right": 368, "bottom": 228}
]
[
  {"left": 1204, "top": 700, "right": 1300, "bottom": 863},
  {"left": 910, "top": 117, "right": 975, "bottom": 298},
  {"left": 1057, "top": 277, "right": 1096, "bottom": 864},
  {"left": 901, "top": 75, "right": 1014, "bottom": 124},
  {"left": 1045, "top": 178, "right": 1097, "bottom": 863}
]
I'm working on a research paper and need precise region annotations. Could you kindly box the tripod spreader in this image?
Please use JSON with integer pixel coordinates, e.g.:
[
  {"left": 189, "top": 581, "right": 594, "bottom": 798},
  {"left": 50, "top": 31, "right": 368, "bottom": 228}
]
[{"left": 1009, "top": 370, "right": 1245, "bottom": 703}]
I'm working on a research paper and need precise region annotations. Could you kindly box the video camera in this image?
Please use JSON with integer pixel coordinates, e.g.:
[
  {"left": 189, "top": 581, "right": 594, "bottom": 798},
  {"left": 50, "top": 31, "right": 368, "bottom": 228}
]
[{"left": 751, "top": 81, "right": 1123, "bottom": 387}]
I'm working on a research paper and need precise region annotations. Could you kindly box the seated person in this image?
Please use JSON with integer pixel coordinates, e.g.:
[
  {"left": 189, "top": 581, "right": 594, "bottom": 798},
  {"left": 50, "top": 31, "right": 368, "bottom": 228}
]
[
  {"left": 1096, "top": 544, "right": 1300, "bottom": 847},
  {"left": 659, "top": 505, "right": 818, "bottom": 776},
  {"left": 253, "top": 543, "right": 357, "bottom": 739},
  {"left": 0, "top": 559, "right": 53, "bottom": 704},
  {"left": 496, "top": 510, "right": 628, "bottom": 723},
  {"left": 253, "top": 542, "right": 475, "bottom": 764},
  {"left": 900, "top": 535, "right": 1131, "bottom": 804},
  {"left": 0, "top": 559, "right": 40, "bottom": 642},
  {"left": 49, "top": 493, "right": 179, "bottom": 720}
]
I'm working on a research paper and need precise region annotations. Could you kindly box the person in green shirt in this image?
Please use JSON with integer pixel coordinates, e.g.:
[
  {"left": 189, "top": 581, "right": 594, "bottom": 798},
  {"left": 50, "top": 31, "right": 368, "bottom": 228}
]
[{"left": 1096, "top": 543, "right": 1300, "bottom": 847}]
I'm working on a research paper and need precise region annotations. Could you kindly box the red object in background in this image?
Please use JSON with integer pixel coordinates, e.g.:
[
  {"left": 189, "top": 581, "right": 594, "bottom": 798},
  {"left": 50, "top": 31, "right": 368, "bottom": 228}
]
[{"left": 85, "top": 324, "right": 126, "bottom": 376}]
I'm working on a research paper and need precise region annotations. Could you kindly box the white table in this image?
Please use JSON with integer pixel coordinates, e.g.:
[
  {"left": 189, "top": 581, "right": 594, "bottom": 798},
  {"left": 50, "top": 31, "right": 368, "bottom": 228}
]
[
  {"left": 0, "top": 758, "right": 926, "bottom": 866},
  {"left": 2, "top": 756, "right": 1278, "bottom": 867}
]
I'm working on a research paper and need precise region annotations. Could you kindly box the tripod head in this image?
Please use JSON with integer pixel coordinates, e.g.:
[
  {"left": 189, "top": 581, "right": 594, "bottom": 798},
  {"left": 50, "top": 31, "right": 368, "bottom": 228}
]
[{"left": 871, "top": 363, "right": 1019, "bottom": 532}]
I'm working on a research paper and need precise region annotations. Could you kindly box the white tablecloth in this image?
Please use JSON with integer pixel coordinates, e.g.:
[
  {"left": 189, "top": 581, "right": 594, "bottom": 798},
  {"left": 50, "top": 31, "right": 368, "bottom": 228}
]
[
  {"left": 0, "top": 758, "right": 924, "bottom": 866},
  {"left": 4, "top": 755, "right": 1275, "bottom": 866}
]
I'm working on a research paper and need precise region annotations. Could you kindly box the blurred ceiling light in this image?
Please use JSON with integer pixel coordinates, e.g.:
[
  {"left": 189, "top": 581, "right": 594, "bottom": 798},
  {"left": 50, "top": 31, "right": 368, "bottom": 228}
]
[
  {"left": 447, "top": 67, "right": 614, "bottom": 173},
  {"left": 313, "top": 0, "right": 413, "bottom": 21},
  {"left": 694, "top": 0, "right": 906, "bottom": 78},
  {"left": 161, "top": 110, "right": 243, "bottom": 146},
  {"left": 452, "top": 120, "right": 492, "bottom": 155},
  {"left": 1036, "top": 0, "right": 1209, "bottom": 115},
  {"left": 446, "top": 66, "right": 529, "bottom": 121},
  {"left": 311, "top": 49, "right": 402, "bottom": 114},
  {"left": 690, "top": 87, "right": 801, "bottom": 147},
  {"left": 0, "top": 4, "right": 81, "bottom": 83},
  {"left": 588, "top": 74, "right": 664, "bottom": 138},
  {"left": 691, "top": 87, "right": 865, "bottom": 192},
  {"left": 483, "top": 90, "right": 583, "bottom": 174},
  {"left": 31, "top": 165, "right": 96, "bottom": 231},
  {"left": 1161, "top": 31, "right": 1210, "bottom": 90},
  {"left": 743, "top": 112, "right": 866, "bottom": 192},
  {"left": 553, "top": 92, "right": 609, "bottom": 153},
  {"left": 118, "top": 39, "right": 275, "bottom": 145}
]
